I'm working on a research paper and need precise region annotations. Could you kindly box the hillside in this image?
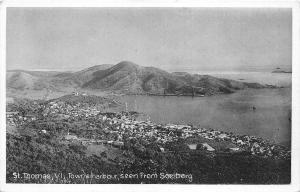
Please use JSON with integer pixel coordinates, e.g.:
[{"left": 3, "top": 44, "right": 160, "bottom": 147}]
[
  {"left": 7, "top": 61, "right": 273, "bottom": 96},
  {"left": 6, "top": 71, "right": 51, "bottom": 90},
  {"left": 82, "top": 61, "right": 183, "bottom": 94},
  {"left": 6, "top": 64, "right": 113, "bottom": 91},
  {"left": 81, "top": 61, "right": 270, "bottom": 95},
  {"left": 60, "top": 64, "right": 114, "bottom": 86},
  {"left": 7, "top": 70, "right": 63, "bottom": 77}
]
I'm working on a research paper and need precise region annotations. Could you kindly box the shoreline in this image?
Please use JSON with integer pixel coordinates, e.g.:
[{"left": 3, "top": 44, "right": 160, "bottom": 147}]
[
  {"left": 6, "top": 94, "right": 291, "bottom": 184},
  {"left": 6, "top": 89, "right": 291, "bottom": 147},
  {"left": 6, "top": 97, "right": 291, "bottom": 159},
  {"left": 101, "top": 111, "right": 291, "bottom": 158}
]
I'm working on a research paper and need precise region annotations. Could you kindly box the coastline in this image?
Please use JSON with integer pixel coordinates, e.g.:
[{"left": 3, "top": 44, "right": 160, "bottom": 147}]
[{"left": 6, "top": 98, "right": 291, "bottom": 183}]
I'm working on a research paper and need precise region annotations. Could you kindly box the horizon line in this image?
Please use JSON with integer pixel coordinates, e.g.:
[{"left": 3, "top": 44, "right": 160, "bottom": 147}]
[{"left": 6, "top": 67, "right": 291, "bottom": 74}]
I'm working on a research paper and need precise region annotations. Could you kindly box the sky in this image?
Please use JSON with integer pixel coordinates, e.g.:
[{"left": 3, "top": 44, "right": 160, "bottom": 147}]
[{"left": 7, "top": 8, "right": 292, "bottom": 73}]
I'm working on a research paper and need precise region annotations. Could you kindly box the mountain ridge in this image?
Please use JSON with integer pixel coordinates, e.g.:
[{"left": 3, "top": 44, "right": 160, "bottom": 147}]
[{"left": 7, "top": 61, "right": 275, "bottom": 95}]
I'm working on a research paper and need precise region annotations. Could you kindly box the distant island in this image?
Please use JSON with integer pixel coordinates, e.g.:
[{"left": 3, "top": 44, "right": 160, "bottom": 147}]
[
  {"left": 272, "top": 70, "right": 292, "bottom": 73},
  {"left": 272, "top": 68, "right": 292, "bottom": 73}
]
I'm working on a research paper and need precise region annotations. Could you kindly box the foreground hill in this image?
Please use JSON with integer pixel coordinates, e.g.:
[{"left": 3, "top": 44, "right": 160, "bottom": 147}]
[
  {"left": 7, "top": 61, "right": 274, "bottom": 96},
  {"left": 6, "top": 97, "right": 290, "bottom": 184}
]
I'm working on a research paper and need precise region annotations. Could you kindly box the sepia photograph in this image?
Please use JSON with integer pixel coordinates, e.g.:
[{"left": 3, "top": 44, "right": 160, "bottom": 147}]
[{"left": 1, "top": 1, "right": 300, "bottom": 191}]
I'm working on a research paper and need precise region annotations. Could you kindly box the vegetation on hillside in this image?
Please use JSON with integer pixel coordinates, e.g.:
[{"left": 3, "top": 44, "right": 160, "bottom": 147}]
[{"left": 7, "top": 61, "right": 276, "bottom": 96}]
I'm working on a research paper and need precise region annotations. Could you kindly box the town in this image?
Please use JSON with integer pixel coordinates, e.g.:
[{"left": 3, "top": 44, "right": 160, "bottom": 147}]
[{"left": 6, "top": 93, "right": 290, "bottom": 160}]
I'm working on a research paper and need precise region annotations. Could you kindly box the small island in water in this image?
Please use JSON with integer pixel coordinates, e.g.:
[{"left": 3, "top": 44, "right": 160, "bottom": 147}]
[{"left": 272, "top": 67, "right": 292, "bottom": 73}]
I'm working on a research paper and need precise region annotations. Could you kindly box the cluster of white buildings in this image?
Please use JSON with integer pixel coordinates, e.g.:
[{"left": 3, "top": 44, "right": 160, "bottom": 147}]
[{"left": 43, "top": 101, "right": 101, "bottom": 119}]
